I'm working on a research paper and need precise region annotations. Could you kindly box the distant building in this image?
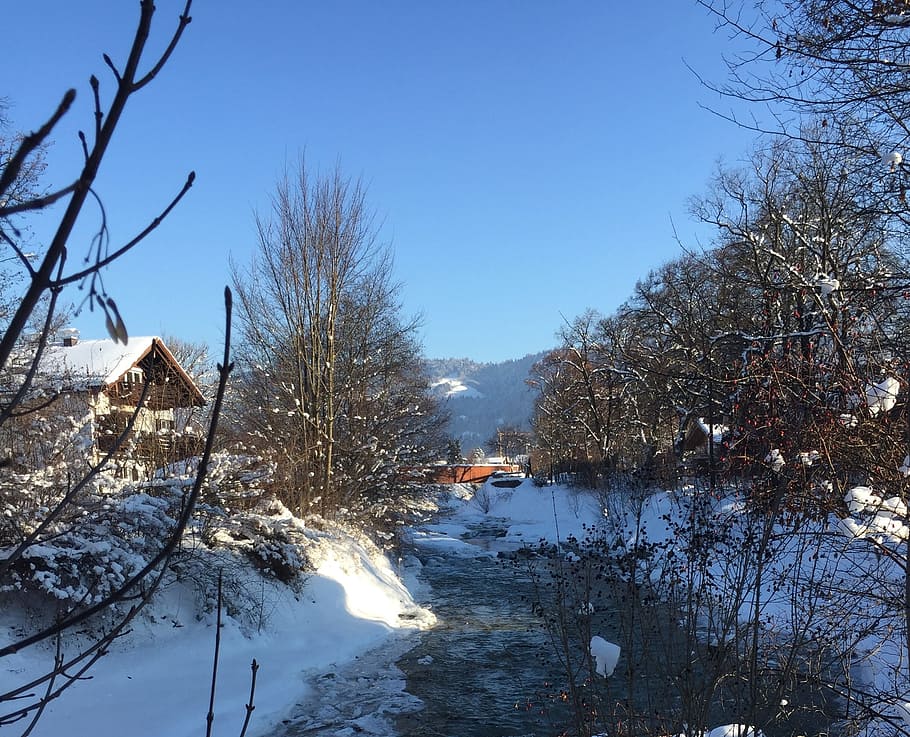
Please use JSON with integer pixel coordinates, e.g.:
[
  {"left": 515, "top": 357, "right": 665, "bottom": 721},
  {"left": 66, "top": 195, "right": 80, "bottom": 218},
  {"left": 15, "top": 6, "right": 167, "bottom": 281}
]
[
  {"left": 401, "top": 463, "right": 521, "bottom": 484},
  {"left": 679, "top": 417, "right": 729, "bottom": 466}
]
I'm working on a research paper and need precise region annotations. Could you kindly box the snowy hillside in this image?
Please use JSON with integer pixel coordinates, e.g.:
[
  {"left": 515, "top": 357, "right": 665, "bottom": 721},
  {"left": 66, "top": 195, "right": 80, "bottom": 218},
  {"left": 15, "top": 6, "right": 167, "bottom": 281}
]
[
  {"left": 429, "top": 376, "right": 483, "bottom": 399},
  {"left": 425, "top": 351, "right": 546, "bottom": 451}
]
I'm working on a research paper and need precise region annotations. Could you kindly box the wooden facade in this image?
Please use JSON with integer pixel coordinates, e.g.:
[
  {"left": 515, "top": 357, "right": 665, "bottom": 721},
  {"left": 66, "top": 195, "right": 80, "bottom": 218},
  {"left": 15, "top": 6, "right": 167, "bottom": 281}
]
[{"left": 7, "top": 336, "right": 205, "bottom": 479}]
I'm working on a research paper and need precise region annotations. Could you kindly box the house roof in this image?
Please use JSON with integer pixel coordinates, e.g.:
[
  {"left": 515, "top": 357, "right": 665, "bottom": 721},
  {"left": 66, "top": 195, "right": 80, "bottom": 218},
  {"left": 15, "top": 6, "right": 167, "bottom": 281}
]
[
  {"left": 39, "top": 336, "right": 205, "bottom": 406},
  {"left": 694, "top": 417, "right": 729, "bottom": 443}
]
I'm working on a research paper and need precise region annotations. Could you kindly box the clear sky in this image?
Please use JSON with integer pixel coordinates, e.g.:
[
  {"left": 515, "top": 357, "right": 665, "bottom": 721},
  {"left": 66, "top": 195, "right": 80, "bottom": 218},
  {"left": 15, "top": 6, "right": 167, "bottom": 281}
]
[{"left": 4, "top": 1, "right": 757, "bottom": 364}]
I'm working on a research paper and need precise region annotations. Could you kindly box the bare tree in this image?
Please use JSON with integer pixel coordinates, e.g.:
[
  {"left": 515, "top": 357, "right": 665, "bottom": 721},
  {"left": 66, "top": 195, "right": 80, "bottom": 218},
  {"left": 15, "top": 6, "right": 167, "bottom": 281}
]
[
  {"left": 697, "top": 0, "right": 910, "bottom": 214},
  {"left": 528, "top": 130, "right": 910, "bottom": 733},
  {"left": 230, "top": 160, "right": 446, "bottom": 525},
  {"left": 0, "top": 3, "right": 234, "bottom": 732},
  {"left": 486, "top": 424, "right": 531, "bottom": 464}
]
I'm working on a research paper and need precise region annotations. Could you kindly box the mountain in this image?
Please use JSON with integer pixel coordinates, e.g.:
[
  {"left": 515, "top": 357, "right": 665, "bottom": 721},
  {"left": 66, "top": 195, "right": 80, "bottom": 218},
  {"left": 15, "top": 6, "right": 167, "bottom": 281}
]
[{"left": 425, "top": 351, "right": 548, "bottom": 453}]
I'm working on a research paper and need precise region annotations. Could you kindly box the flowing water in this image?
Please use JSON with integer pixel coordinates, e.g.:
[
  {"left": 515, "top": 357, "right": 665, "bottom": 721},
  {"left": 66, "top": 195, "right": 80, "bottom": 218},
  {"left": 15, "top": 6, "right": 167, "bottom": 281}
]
[
  {"left": 395, "top": 549, "right": 559, "bottom": 737},
  {"left": 275, "top": 522, "right": 842, "bottom": 737},
  {"left": 394, "top": 529, "right": 844, "bottom": 737}
]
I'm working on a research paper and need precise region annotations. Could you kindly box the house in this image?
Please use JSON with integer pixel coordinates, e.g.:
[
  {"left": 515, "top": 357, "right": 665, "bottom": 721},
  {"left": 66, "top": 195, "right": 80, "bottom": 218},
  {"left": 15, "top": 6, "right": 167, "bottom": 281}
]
[
  {"left": 679, "top": 416, "right": 729, "bottom": 468},
  {"left": 8, "top": 333, "right": 206, "bottom": 479}
]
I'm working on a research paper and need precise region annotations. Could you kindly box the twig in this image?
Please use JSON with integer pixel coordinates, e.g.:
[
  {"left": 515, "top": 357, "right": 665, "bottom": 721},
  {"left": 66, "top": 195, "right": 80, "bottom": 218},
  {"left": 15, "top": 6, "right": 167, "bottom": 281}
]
[
  {"left": 56, "top": 171, "right": 195, "bottom": 287},
  {"left": 0, "top": 564, "right": 168, "bottom": 722},
  {"left": 18, "top": 636, "right": 62, "bottom": 737},
  {"left": 134, "top": 1, "right": 194, "bottom": 91},
  {"left": 238, "top": 660, "right": 259, "bottom": 737},
  {"left": 0, "top": 183, "right": 78, "bottom": 218},
  {"left": 206, "top": 570, "right": 223, "bottom": 737}
]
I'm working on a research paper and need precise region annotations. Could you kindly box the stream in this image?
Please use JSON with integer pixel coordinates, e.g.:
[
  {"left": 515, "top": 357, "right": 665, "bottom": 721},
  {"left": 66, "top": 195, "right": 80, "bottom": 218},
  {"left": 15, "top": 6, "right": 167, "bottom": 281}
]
[
  {"left": 395, "top": 547, "right": 556, "bottom": 737},
  {"left": 395, "top": 523, "right": 843, "bottom": 737},
  {"left": 274, "top": 518, "right": 842, "bottom": 737}
]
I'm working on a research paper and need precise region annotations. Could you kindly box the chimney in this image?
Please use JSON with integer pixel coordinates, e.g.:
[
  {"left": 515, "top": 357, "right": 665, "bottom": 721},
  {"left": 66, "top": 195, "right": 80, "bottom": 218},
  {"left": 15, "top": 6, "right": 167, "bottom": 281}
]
[{"left": 60, "top": 328, "right": 79, "bottom": 347}]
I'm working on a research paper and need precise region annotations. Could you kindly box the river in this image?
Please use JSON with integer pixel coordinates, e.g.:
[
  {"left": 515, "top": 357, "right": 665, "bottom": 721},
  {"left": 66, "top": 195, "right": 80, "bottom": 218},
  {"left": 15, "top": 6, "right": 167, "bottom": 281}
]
[
  {"left": 395, "top": 548, "right": 560, "bottom": 737},
  {"left": 273, "top": 516, "right": 841, "bottom": 737}
]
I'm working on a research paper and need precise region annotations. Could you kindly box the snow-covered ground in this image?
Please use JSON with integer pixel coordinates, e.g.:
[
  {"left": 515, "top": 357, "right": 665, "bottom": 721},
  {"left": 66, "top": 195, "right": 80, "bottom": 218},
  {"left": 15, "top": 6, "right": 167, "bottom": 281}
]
[
  {"left": 0, "top": 515, "right": 435, "bottom": 737},
  {"left": 6, "top": 477, "right": 890, "bottom": 736},
  {"left": 404, "top": 478, "right": 604, "bottom": 556},
  {"left": 0, "top": 479, "right": 604, "bottom": 737}
]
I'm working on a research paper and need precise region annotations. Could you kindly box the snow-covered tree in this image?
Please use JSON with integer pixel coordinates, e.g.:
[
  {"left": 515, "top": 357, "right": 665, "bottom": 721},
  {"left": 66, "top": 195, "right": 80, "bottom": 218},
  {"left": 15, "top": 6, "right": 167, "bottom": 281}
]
[{"left": 229, "top": 161, "right": 447, "bottom": 527}]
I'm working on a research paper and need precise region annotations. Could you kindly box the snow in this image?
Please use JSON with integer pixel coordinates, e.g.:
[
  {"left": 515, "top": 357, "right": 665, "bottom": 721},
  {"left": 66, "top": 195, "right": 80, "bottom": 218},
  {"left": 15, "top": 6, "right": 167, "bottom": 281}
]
[
  {"left": 845, "top": 485, "right": 883, "bottom": 514},
  {"left": 885, "top": 150, "right": 904, "bottom": 171},
  {"left": 705, "top": 727, "right": 760, "bottom": 737},
  {"left": 39, "top": 336, "right": 158, "bottom": 386},
  {"left": 66, "top": 477, "right": 603, "bottom": 736},
  {"left": 406, "top": 479, "right": 603, "bottom": 557},
  {"left": 764, "top": 448, "right": 785, "bottom": 472},
  {"left": 815, "top": 273, "right": 840, "bottom": 296},
  {"left": 609, "top": 484, "right": 910, "bottom": 736},
  {"left": 865, "top": 376, "right": 900, "bottom": 416},
  {"left": 589, "top": 635, "right": 620, "bottom": 677},
  {"left": 3, "top": 477, "right": 606, "bottom": 737},
  {"left": 0, "top": 520, "right": 434, "bottom": 737},
  {"left": 696, "top": 417, "right": 728, "bottom": 442},
  {"left": 1, "top": 477, "right": 870, "bottom": 737},
  {"left": 796, "top": 449, "right": 820, "bottom": 466},
  {"left": 429, "top": 376, "right": 483, "bottom": 399},
  {"left": 899, "top": 455, "right": 910, "bottom": 478},
  {"left": 841, "top": 486, "right": 909, "bottom": 542},
  {"left": 839, "top": 412, "right": 859, "bottom": 428}
]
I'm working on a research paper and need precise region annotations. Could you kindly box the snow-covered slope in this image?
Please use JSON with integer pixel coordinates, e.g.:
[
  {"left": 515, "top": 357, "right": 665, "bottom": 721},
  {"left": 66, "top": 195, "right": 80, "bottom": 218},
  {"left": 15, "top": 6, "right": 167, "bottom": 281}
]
[
  {"left": 0, "top": 514, "right": 434, "bottom": 737},
  {"left": 429, "top": 376, "right": 483, "bottom": 399}
]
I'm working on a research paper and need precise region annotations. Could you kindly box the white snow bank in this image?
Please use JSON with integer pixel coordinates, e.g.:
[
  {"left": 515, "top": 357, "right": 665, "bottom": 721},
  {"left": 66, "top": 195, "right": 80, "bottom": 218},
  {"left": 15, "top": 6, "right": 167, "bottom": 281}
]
[
  {"left": 0, "top": 518, "right": 433, "bottom": 737},
  {"left": 408, "top": 479, "right": 606, "bottom": 556}
]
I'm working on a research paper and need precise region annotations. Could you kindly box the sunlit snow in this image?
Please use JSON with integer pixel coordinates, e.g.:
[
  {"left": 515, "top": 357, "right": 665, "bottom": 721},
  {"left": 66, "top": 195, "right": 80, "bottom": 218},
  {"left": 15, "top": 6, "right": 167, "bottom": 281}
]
[{"left": 865, "top": 376, "right": 900, "bottom": 416}]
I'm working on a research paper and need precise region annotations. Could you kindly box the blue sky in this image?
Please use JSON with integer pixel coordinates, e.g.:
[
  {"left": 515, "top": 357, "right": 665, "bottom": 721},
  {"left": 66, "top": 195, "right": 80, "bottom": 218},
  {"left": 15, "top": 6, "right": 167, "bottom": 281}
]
[{"left": 5, "top": 2, "right": 756, "bottom": 363}]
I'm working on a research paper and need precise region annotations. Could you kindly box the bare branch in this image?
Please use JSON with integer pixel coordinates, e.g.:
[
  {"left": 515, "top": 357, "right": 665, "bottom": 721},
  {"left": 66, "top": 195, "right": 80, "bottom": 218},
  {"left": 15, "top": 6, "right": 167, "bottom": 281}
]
[
  {"left": 238, "top": 660, "right": 259, "bottom": 737},
  {"left": 0, "top": 90, "right": 75, "bottom": 204},
  {"left": 56, "top": 171, "right": 195, "bottom": 287},
  {"left": 134, "top": 1, "right": 194, "bottom": 91},
  {"left": 0, "top": 183, "right": 78, "bottom": 219}
]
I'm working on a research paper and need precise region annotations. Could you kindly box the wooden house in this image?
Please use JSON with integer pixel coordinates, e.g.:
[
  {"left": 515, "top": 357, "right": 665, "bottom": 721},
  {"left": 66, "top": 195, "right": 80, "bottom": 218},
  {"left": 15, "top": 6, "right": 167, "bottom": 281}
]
[
  {"left": 10, "top": 334, "right": 206, "bottom": 478},
  {"left": 679, "top": 417, "right": 729, "bottom": 469}
]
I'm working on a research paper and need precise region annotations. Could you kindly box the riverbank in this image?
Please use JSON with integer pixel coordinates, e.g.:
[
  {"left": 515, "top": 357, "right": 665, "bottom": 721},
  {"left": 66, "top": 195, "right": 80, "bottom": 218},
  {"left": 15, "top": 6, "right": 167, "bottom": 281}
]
[{"left": 0, "top": 507, "right": 435, "bottom": 737}]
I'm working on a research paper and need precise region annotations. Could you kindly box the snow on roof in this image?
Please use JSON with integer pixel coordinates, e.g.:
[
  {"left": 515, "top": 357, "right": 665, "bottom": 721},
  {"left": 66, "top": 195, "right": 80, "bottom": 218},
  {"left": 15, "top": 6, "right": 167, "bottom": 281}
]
[
  {"left": 40, "top": 336, "right": 159, "bottom": 387},
  {"left": 695, "top": 417, "right": 728, "bottom": 442}
]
